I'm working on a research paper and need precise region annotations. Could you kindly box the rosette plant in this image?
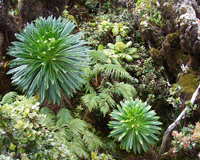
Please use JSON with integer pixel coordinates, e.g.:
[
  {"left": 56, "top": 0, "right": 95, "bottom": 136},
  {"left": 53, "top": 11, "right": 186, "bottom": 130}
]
[
  {"left": 7, "top": 16, "right": 89, "bottom": 104},
  {"left": 108, "top": 98, "right": 162, "bottom": 154}
]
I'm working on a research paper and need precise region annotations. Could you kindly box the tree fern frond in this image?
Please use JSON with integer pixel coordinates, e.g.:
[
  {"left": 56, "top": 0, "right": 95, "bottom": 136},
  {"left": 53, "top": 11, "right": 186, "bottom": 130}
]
[
  {"left": 99, "top": 92, "right": 115, "bottom": 108},
  {"left": 83, "top": 130, "right": 103, "bottom": 151},
  {"left": 80, "top": 67, "right": 96, "bottom": 94},
  {"left": 0, "top": 92, "right": 18, "bottom": 105},
  {"left": 88, "top": 50, "right": 107, "bottom": 64},
  {"left": 100, "top": 103, "right": 110, "bottom": 117},
  {"left": 67, "top": 118, "right": 87, "bottom": 136},
  {"left": 102, "top": 141, "right": 116, "bottom": 153},
  {"left": 99, "top": 92, "right": 116, "bottom": 116},
  {"left": 56, "top": 108, "right": 73, "bottom": 122},
  {"left": 67, "top": 140, "right": 89, "bottom": 159},
  {"left": 81, "top": 94, "right": 100, "bottom": 111},
  {"left": 40, "top": 107, "right": 55, "bottom": 116},
  {"left": 40, "top": 107, "right": 56, "bottom": 127},
  {"left": 95, "top": 64, "right": 131, "bottom": 80},
  {"left": 113, "top": 82, "right": 137, "bottom": 99},
  {"left": 41, "top": 106, "right": 103, "bottom": 159}
]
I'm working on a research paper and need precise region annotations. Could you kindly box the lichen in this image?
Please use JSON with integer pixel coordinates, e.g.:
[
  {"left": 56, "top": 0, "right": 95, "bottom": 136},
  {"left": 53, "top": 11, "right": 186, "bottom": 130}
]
[
  {"left": 180, "top": 7, "right": 187, "bottom": 14},
  {"left": 178, "top": 73, "right": 199, "bottom": 98}
]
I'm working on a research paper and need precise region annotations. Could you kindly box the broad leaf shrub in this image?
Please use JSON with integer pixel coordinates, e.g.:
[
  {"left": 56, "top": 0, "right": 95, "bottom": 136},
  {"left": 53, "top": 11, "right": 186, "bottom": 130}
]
[
  {"left": 7, "top": 16, "right": 89, "bottom": 105},
  {"left": 79, "top": 9, "right": 136, "bottom": 47},
  {"left": 108, "top": 98, "right": 162, "bottom": 154},
  {"left": 172, "top": 122, "right": 200, "bottom": 154},
  {"left": 0, "top": 95, "right": 74, "bottom": 159}
]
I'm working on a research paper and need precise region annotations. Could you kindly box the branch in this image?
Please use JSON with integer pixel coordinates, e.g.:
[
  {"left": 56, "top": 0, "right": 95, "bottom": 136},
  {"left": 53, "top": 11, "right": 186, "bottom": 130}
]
[
  {"left": 163, "top": 71, "right": 171, "bottom": 87},
  {"left": 156, "top": 83, "right": 200, "bottom": 160}
]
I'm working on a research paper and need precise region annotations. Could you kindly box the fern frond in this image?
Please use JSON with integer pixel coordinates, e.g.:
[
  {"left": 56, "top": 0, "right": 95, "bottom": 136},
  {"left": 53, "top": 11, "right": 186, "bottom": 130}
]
[
  {"left": 96, "top": 86, "right": 116, "bottom": 116},
  {"left": 99, "top": 92, "right": 116, "bottom": 116},
  {"left": 41, "top": 106, "right": 103, "bottom": 159},
  {"left": 81, "top": 94, "right": 100, "bottom": 111},
  {"left": 102, "top": 141, "right": 116, "bottom": 153},
  {"left": 83, "top": 130, "right": 103, "bottom": 151},
  {"left": 95, "top": 64, "right": 131, "bottom": 80},
  {"left": 80, "top": 67, "right": 96, "bottom": 94},
  {"left": 113, "top": 82, "right": 137, "bottom": 99},
  {"left": 56, "top": 108, "right": 73, "bottom": 121},
  {"left": 67, "top": 118, "right": 87, "bottom": 136},
  {"left": 0, "top": 92, "right": 18, "bottom": 105},
  {"left": 67, "top": 140, "right": 89, "bottom": 159},
  {"left": 88, "top": 50, "right": 107, "bottom": 64},
  {"left": 40, "top": 107, "right": 56, "bottom": 126}
]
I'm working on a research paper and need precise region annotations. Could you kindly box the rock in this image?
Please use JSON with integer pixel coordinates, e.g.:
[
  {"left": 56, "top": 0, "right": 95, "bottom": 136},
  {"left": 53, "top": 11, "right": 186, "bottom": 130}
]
[
  {"left": 174, "top": 0, "right": 200, "bottom": 69},
  {"left": 140, "top": 0, "right": 200, "bottom": 79}
]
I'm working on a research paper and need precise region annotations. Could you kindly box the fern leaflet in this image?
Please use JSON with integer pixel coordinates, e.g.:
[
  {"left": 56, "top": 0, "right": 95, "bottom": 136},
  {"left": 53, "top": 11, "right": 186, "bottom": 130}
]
[
  {"left": 0, "top": 92, "right": 18, "bottom": 105},
  {"left": 95, "top": 63, "right": 132, "bottom": 80}
]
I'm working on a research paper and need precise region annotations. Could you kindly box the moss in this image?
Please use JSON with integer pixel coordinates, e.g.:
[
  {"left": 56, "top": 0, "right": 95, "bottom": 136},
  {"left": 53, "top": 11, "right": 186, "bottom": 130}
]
[
  {"left": 178, "top": 73, "right": 199, "bottom": 98},
  {"left": 150, "top": 48, "right": 160, "bottom": 57},
  {"left": 162, "top": 2, "right": 174, "bottom": 19},
  {"left": 174, "top": 50, "right": 187, "bottom": 63},
  {"left": 160, "top": 31, "right": 189, "bottom": 77},
  {"left": 166, "top": 32, "right": 179, "bottom": 44},
  {"left": 163, "top": 2, "right": 173, "bottom": 13}
]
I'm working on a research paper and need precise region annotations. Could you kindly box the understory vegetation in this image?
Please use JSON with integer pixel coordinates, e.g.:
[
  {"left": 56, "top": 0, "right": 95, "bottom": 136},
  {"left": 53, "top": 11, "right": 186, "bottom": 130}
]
[{"left": 1, "top": 0, "right": 200, "bottom": 160}]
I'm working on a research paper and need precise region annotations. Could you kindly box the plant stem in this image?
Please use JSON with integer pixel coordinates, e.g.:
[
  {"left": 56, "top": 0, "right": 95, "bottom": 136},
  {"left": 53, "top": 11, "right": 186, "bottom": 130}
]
[
  {"left": 83, "top": 108, "right": 89, "bottom": 121},
  {"left": 150, "top": 0, "right": 152, "bottom": 18}
]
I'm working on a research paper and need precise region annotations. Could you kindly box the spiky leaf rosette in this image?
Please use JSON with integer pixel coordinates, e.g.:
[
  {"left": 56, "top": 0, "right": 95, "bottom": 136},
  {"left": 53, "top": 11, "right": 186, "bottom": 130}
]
[
  {"left": 7, "top": 16, "right": 89, "bottom": 104},
  {"left": 108, "top": 98, "right": 162, "bottom": 154}
]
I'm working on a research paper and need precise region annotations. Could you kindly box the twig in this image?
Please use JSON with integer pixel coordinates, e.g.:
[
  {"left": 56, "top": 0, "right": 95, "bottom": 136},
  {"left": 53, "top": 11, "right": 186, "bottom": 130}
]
[
  {"left": 108, "top": 32, "right": 115, "bottom": 43},
  {"left": 118, "top": 48, "right": 129, "bottom": 61},
  {"left": 156, "top": 84, "right": 200, "bottom": 160},
  {"left": 163, "top": 71, "right": 171, "bottom": 87},
  {"left": 99, "top": 76, "right": 106, "bottom": 87},
  {"left": 147, "top": 40, "right": 151, "bottom": 49}
]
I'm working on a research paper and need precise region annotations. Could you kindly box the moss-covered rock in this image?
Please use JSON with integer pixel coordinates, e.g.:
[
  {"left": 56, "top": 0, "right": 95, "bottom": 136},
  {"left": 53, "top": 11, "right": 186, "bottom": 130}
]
[
  {"left": 162, "top": 2, "right": 174, "bottom": 20},
  {"left": 178, "top": 73, "right": 199, "bottom": 98},
  {"left": 160, "top": 32, "right": 188, "bottom": 78},
  {"left": 150, "top": 47, "right": 164, "bottom": 66}
]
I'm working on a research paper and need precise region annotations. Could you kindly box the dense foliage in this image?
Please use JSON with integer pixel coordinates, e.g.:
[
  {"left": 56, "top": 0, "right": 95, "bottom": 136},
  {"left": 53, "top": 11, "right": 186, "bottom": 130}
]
[
  {"left": 0, "top": 93, "right": 73, "bottom": 160},
  {"left": 2, "top": 0, "right": 200, "bottom": 159},
  {"left": 40, "top": 107, "right": 103, "bottom": 159}
]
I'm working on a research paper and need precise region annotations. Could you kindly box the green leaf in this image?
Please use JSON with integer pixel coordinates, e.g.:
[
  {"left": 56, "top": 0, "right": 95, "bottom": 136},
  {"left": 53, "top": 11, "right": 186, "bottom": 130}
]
[
  {"left": 107, "top": 43, "right": 115, "bottom": 50},
  {"left": 112, "top": 27, "right": 119, "bottom": 36},
  {"left": 7, "top": 16, "right": 89, "bottom": 104},
  {"left": 98, "top": 45, "right": 104, "bottom": 51},
  {"left": 108, "top": 98, "right": 162, "bottom": 154},
  {"left": 116, "top": 35, "right": 121, "bottom": 43}
]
